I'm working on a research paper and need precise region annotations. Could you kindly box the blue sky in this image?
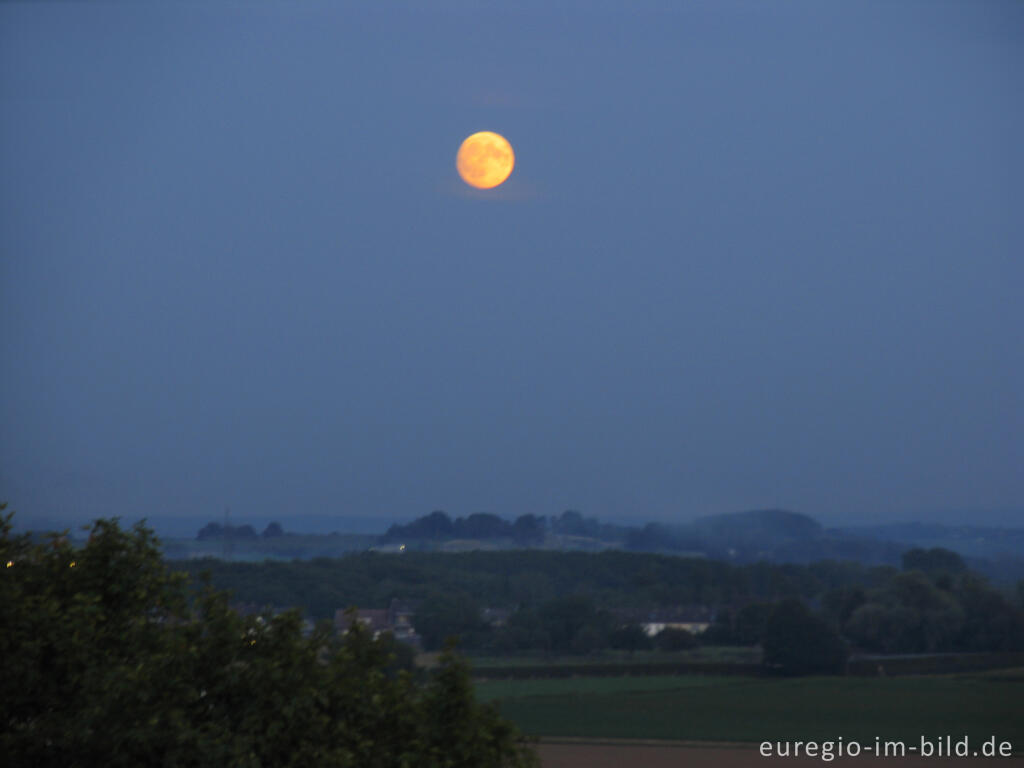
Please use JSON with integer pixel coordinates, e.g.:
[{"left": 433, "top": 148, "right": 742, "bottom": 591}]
[{"left": 2, "top": 1, "right": 1022, "bottom": 531}]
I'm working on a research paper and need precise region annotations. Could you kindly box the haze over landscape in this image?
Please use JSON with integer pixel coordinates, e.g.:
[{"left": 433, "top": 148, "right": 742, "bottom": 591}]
[
  {"left": 4, "top": 5, "right": 1024, "bottom": 766},
  {"left": 2, "top": 1, "right": 1022, "bottom": 534}
]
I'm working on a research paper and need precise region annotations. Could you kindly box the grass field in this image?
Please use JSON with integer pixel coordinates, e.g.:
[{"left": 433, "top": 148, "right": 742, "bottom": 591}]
[
  {"left": 535, "top": 744, "right": 1024, "bottom": 768},
  {"left": 467, "top": 646, "right": 761, "bottom": 668},
  {"left": 477, "top": 673, "right": 1024, "bottom": 745},
  {"left": 162, "top": 533, "right": 377, "bottom": 560}
]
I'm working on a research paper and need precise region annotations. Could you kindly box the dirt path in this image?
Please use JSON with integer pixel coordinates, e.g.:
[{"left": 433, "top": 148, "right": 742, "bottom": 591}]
[{"left": 536, "top": 741, "right": 1024, "bottom": 767}]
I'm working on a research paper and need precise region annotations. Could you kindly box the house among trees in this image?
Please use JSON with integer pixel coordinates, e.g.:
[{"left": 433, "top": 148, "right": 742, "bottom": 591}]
[
  {"left": 335, "top": 599, "right": 422, "bottom": 649},
  {"left": 387, "top": 598, "right": 421, "bottom": 648},
  {"left": 335, "top": 608, "right": 389, "bottom": 637},
  {"left": 638, "top": 607, "right": 712, "bottom": 637}
]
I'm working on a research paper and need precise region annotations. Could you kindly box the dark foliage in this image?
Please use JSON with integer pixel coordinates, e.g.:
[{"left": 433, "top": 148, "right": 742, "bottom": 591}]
[
  {"left": 511, "top": 514, "right": 546, "bottom": 546},
  {"left": 609, "top": 624, "right": 653, "bottom": 654},
  {"left": 169, "top": 544, "right": 1024, "bottom": 658},
  {"left": 413, "top": 593, "right": 488, "bottom": 651},
  {"left": 902, "top": 547, "right": 967, "bottom": 575},
  {"left": 654, "top": 627, "right": 700, "bottom": 651},
  {"left": 383, "top": 510, "right": 456, "bottom": 541},
  {"left": 262, "top": 521, "right": 285, "bottom": 538},
  {"left": 0, "top": 506, "right": 537, "bottom": 768},
  {"left": 196, "top": 522, "right": 258, "bottom": 540},
  {"left": 372, "top": 510, "right": 1024, "bottom": 579},
  {"left": 762, "top": 598, "right": 848, "bottom": 675},
  {"left": 733, "top": 602, "right": 775, "bottom": 646}
]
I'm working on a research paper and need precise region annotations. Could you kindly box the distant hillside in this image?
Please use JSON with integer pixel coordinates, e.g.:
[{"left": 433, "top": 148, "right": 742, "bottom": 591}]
[
  {"left": 684, "top": 509, "right": 825, "bottom": 560},
  {"left": 833, "top": 522, "right": 1024, "bottom": 582},
  {"left": 37, "top": 503, "right": 1010, "bottom": 581},
  {"left": 691, "top": 509, "right": 822, "bottom": 539},
  {"left": 835, "top": 522, "right": 1024, "bottom": 558},
  {"left": 368, "top": 508, "right": 1024, "bottom": 581},
  {"left": 617, "top": 510, "right": 899, "bottom": 567}
]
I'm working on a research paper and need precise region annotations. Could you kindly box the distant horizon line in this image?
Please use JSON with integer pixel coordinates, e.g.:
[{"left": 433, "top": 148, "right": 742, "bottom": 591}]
[{"left": 8, "top": 505, "right": 1024, "bottom": 538}]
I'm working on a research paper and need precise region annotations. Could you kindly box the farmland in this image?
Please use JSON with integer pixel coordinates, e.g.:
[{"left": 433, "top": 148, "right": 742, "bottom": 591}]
[
  {"left": 477, "top": 671, "right": 1024, "bottom": 746},
  {"left": 535, "top": 743, "right": 1024, "bottom": 768}
]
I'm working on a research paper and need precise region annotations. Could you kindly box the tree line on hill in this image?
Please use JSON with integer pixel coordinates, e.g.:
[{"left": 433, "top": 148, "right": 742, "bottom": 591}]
[
  {"left": 197, "top": 520, "right": 285, "bottom": 540},
  {"left": 381, "top": 510, "right": 548, "bottom": 545},
  {"left": 195, "top": 508, "right": 843, "bottom": 557},
  {"left": 379, "top": 509, "right": 1024, "bottom": 577},
  {"left": 188, "top": 508, "right": 1024, "bottom": 582}
]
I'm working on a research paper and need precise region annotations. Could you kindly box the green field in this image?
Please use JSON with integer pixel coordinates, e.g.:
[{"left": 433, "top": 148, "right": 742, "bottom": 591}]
[
  {"left": 477, "top": 673, "right": 1024, "bottom": 745},
  {"left": 162, "top": 533, "right": 377, "bottom": 561},
  {"left": 467, "top": 646, "right": 761, "bottom": 668}
]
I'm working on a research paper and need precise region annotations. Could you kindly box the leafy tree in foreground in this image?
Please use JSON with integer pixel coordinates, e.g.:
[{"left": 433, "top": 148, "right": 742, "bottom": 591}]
[{"left": 0, "top": 506, "right": 537, "bottom": 768}]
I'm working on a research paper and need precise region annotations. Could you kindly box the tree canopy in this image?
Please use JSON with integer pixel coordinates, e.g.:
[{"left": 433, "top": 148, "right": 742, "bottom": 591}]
[
  {"left": 0, "top": 505, "right": 537, "bottom": 768},
  {"left": 761, "top": 598, "right": 848, "bottom": 675}
]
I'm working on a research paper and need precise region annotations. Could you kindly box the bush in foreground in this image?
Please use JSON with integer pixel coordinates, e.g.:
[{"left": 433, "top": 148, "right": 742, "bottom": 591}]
[{"left": 0, "top": 505, "right": 537, "bottom": 768}]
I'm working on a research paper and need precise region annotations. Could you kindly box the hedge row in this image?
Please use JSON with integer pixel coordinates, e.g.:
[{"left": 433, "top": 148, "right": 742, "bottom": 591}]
[
  {"left": 470, "top": 652, "right": 1024, "bottom": 680},
  {"left": 846, "top": 651, "right": 1024, "bottom": 677},
  {"left": 470, "top": 661, "right": 765, "bottom": 679}
]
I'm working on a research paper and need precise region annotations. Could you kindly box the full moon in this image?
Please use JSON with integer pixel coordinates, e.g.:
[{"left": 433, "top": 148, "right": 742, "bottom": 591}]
[{"left": 456, "top": 131, "right": 515, "bottom": 189}]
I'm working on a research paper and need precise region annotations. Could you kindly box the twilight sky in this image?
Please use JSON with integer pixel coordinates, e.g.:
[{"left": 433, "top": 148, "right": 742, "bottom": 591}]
[{"left": 2, "top": 0, "right": 1022, "bottom": 532}]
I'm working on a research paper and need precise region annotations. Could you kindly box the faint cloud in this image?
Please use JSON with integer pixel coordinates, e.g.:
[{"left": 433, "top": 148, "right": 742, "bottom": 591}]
[{"left": 442, "top": 176, "right": 542, "bottom": 202}]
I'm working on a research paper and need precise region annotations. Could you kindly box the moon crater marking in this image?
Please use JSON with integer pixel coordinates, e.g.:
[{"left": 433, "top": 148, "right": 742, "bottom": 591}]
[{"left": 456, "top": 131, "right": 515, "bottom": 189}]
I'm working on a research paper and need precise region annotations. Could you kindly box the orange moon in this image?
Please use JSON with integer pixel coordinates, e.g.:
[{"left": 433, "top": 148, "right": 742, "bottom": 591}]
[{"left": 456, "top": 131, "right": 515, "bottom": 189}]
